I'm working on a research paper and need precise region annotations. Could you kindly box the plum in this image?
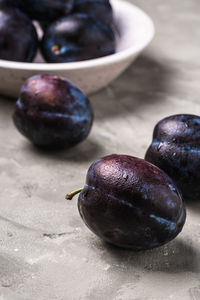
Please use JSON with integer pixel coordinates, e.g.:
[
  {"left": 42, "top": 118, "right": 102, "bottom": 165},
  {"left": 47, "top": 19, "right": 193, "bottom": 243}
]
[
  {"left": 73, "top": 0, "right": 113, "bottom": 25},
  {"left": 0, "top": 5, "right": 38, "bottom": 62},
  {"left": 13, "top": 75, "right": 93, "bottom": 149},
  {"left": 67, "top": 154, "right": 186, "bottom": 250},
  {"left": 41, "top": 13, "right": 116, "bottom": 63},
  {"left": 145, "top": 114, "right": 200, "bottom": 202},
  {"left": 15, "top": 0, "right": 74, "bottom": 22},
  {"left": 0, "top": 0, "right": 23, "bottom": 7},
  {"left": 39, "top": 21, "right": 51, "bottom": 32}
]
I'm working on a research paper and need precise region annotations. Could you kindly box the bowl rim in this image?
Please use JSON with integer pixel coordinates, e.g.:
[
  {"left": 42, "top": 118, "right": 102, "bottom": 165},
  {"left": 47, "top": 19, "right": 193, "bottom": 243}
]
[{"left": 0, "top": 0, "right": 155, "bottom": 71}]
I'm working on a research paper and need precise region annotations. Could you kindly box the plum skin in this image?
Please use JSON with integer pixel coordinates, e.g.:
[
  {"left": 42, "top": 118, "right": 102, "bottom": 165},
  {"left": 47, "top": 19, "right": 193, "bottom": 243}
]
[
  {"left": 0, "top": 5, "right": 38, "bottom": 62},
  {"left": 13, "top": 75, "right": 93, "bottom": 149},
  {"left": 145, "top": 114, "right": 200, "bottom": 202},
  {"left": 6, "top": 0, "right": 74, "bottom": 22},
  {"left": 73, "top": 0, "right": 113, "bottom": 25},
  {"left": 41, "top": 13, "right": 116, "bottom": 63},
  {"left": 40, "top": 0, "right": 114, "bottom": 34},
  {"left": 78, "top": 154, "right": 186, "bottom": 250},
  {"left": 0, "top": 0, "right": 22, "bottom": 7}
]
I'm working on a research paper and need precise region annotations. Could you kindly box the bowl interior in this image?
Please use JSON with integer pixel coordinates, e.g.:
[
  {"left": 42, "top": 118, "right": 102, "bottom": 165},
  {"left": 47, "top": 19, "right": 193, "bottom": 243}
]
[{"left": 113, "top": 0, "right": 154, "bottom": 53}]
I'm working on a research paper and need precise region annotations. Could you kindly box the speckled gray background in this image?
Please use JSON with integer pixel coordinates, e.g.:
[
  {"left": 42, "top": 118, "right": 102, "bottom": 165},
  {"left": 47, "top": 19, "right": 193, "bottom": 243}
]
[{"left": 1, "top": 0, "right": 200, "bottom": 299}]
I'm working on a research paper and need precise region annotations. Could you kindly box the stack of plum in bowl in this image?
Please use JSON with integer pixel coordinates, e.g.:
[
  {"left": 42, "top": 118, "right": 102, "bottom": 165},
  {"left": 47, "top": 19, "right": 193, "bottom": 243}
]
[
  {"left": 0, "top": 0, "right": 116, "bottom": 63},
  {"left": 0, "top": 0, "right": 154, "bottom": 96}
]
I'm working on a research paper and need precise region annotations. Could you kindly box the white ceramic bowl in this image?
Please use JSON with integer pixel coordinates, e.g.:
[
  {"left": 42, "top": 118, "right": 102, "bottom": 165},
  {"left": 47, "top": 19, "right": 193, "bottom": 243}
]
[{"left": 0, "top": 0, "right": 154, "bottom": 97}]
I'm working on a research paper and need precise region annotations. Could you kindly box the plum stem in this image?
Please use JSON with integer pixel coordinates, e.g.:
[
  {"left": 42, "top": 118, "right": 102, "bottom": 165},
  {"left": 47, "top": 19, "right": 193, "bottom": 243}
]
[{"left": 65, "top": 188, "right": 83, "bottom": 200}]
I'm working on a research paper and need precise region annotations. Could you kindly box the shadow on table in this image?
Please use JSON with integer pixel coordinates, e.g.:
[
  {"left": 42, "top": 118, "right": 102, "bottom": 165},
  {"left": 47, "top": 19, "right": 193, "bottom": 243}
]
[
  {"left": 92, "top": 54, "right": 173, "bottom": 121},
  {"left": 186, "top": 200, "right": 200, "bottom": 214},
  {"left": 0, "top": 94, "right": 16, "bottom": 118},
  {"left": 0, "top": 93, "right": 17, "bottom": 102},
  {"left": 24, "top": 137, "right": 103, "bottom": 163},
  {"left": 93, "top": 238, "right": 200, "bottom": 273}
]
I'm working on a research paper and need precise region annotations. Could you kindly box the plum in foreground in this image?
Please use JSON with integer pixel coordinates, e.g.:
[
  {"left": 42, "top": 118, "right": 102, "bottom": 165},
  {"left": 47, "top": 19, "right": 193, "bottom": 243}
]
[
  {"left": 67, "top": 154, "right": 186, "bottom": 250},
  {"left": 13, "top": 75, "right": 93, "bottom": 149},
  {"left": 145, "top": 114, "right": 200, "bottom": 201}
]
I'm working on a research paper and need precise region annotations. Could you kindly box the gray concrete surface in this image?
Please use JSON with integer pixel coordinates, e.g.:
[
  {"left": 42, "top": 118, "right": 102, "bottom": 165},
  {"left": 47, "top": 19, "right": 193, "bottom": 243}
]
[{"left": 1, "top": 0, "right": 200, "bottom": 299}]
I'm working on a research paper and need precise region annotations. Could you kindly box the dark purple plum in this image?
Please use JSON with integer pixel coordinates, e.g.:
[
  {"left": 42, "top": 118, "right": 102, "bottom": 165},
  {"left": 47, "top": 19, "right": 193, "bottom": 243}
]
[
  {"left": 73, "top": 0, "right": 113, "bottom": 25},
  {"left": 41, "top": 13, "right": 116, "bottom": 63},
  {"left": 13, "top": 75, "right": 93, "bottom": 149},
  {"left": 40, "top": 21, "right": 51, "bottom": 32},
  {"left": 0, "top": 5, "right": 38, "bottom": 62},
  {"left": 16, "top": 0, "right": 74, "bottom": 22},
  {"left": 67, "top": 154, "right": 186, "bottom": 250},
  {"left": 0, "top": 0, "right": 23, "bottom": 7},
  {"left": 145, "top": 114, "right": 200, "bottom": 202}
]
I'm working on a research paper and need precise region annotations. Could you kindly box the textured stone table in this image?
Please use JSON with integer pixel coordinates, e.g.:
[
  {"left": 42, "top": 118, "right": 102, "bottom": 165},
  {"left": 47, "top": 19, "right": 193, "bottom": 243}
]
[{"left": 1, "top": 1, "right": 200, "bottom": 299}]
